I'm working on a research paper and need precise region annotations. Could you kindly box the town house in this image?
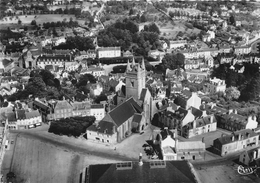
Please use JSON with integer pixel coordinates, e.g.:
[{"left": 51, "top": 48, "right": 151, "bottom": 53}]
[
  {"left": 213, "top": 129, "right": 259, "bottom": 156},
  {"left": 174, "top": 90, "right": 202, "bottom": 110},
  {"left": 212, "top": 106, "right": 258, "bottom": 131},
  {"left": 203, "top": 77, "right": 226, "bottom": 94},
  {"left": 90, "top": 104, "right": 105, "bottom": 121},
  {"left": 239, "top": 147, "right": 260, "bottom": 166},
  {"left": 96, "top": 47, "right": 121, "bottom": 59},
  {"left": 72, "top": 101, "right": 91, "bottom": 117},
  {"left": 47, "top": 99, "right": 73, "bottom": 120}
]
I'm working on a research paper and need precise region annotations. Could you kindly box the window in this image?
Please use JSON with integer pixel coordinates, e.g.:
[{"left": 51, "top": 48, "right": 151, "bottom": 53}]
[{"left": 131, "top": 81, "right": 134, "bottom": 87}]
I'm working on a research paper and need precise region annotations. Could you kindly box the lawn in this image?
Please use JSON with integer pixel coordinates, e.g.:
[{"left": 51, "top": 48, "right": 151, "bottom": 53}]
[
  {"left": 158, "top": 21, "right": 201, "bottom": 39},
  {"left": 0, "top": 14, "right": 85, "bottom": 25}
]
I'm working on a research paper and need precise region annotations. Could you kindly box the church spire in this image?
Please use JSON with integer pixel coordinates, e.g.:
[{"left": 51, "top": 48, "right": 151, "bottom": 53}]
[
  {"left": 126, "top": 59, "right": 131, "bottom": 72},
  {"left": 141, "top": 57, "right": 145, "bottom": 70},
  {"left": 132, "top": 56, "right": 136, "bottom": 67}
]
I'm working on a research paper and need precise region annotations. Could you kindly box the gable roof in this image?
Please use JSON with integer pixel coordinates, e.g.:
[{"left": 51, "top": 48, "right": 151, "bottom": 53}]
[
  {"left": 87, "top": 121, "right": 115, "bottom": 135},
  {"left": 53, "top": 100, "right": 73, "bottom": 110},
  {"left": 214, "top": 129, "right": 258, "bottom": 145},
  {"left": 105, "top": 97, "right": 143, "bottom": 127},
  {"left": 88, "top": 160, "right": 199, "bottom": 183}
]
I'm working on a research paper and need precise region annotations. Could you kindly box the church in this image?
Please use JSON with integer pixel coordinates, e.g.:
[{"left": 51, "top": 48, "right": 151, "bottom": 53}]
[
  {"left": 117, "top": 56, "right": 152, "bottom": 125},
  {"left": 86, "top": 56, "right": 153, "bottom": 144}
]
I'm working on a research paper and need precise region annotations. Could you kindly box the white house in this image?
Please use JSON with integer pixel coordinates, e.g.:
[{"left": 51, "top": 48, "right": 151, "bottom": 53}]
[
  {"left": 96, "top": 47, "right": 121, "bottom": 59},
  {"left": 203, "top": 77, "right": 226, "bottom": 94},
  {"left": 90, "top": 104, "right": 105, "bottom": 121},
  {"left": 169, "top": 40, "right": 187, "bottom": 49}
]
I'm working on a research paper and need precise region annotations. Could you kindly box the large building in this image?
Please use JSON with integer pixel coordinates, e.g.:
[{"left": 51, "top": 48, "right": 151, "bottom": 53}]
[
  {"left": 96, "top": 47, "right": 121, "bottom": 59},
  {"left": 213, "top": 129, "right": 259, "bottom": 156},
  {"left": 80, "top": 160, "right": 201, "bottom": 183}
]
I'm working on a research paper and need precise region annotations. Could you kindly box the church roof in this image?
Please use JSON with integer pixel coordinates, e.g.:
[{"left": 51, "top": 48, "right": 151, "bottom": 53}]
[{"left": 105, "top": 97, "right": 143, "bottom": 127}]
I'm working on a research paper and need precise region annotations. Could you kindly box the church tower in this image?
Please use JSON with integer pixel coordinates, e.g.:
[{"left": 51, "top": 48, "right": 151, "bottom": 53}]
[{"left": 125, "top": 56, "right": 146, "bottom": 101}]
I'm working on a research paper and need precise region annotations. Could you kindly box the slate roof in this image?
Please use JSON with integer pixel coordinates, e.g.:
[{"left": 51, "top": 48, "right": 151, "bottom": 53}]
[
  {"left": 87, "top": 121, "right": 115, "bottom": 135},
  {"left": 214, "top": 129, "right": 258, "bottom": 145},
  {"left": 139, "top": 88, "right": 148, "bottom": 102},
  {"left": 6, "top": 112, "right": 16, "bottom": 122},
  {"left": 177, "top": 141, "right": 205, "bottom": 152},
  {"left": 87, "top": 160, "right": 198, "bottom": 183},
  {"left": 191, "top": 107, "right": 203, "bottom": 119},
  {"left": 132, "top": 113, "right": 142, "bottom": 123},
  {"left": 53, "top": 100, "right": 73, "bottom": 110},
  {"left": 33, "top": 100, "right": 49, "bottom": 111},
  {"left": 72, "top": 101, "right": 91, "bottom": 110},
  {"left": 25, "top": 110, "right": 40, "bottom": 119},
  {"left": 104, "top": 97, "right": 143, "bottom": 127},
  {"left": 91, "top": 104, "right": 104, "bottom": 109},
  {"left": 160, "top": 128, "right": 175, "bottom": 140}
]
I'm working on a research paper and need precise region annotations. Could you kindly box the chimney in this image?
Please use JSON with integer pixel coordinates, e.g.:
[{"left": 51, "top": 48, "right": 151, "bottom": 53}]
[
  {"left": 228, "top": 109, "right": 233, "bottom": 114},
  {"left": 210, "top": 115, "right": 214, "bottom": 123},
  {"left": 138, "top": 153, "right": 143, "bottom": 166},
  {"left": 231, "top": 135, "right": 235, "bottom": 141},
  {"left": 112, "top": 125, "right": 116, "bottom": 134},
  {"left": 253, "top": 150, "right": 257, "bottom": 159},
  {"left": 193, "top": 120, "right": 196, "bottom": 130}
]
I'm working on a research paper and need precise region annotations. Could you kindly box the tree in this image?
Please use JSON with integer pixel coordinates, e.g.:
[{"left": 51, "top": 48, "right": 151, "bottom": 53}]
[
  {"left": 225, "top": 87, "right": 240, "bottom": 101},
  {"left": 162, "top": 53, "right": 185, "bottom": 70},
  {"left": 143, "top": 23, "right": 160, "bottom": 35},
  {"left": 76, "top": 74, "right": 96, "bottom": 88},
  {"left": 140, "top": 14, "right": 147, "bottom": 23},
  {"left": 229, "top": 14, "right": 235, "bottom": 25},
  {"left": 18, "top": 19, "right": 21, "bottom": 24},
  {"left": 31, "top": 20, "right": 37, "bottom": 26}
]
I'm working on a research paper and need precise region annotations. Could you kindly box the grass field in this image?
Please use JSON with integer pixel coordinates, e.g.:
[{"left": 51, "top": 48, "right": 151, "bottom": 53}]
[
  {"left": 0, "top": 14, "right": 85, "bottom": 25},
  {"left": 159, "top": 21, "right": 201, "bottom": 39},
  {"left": 4, "top": 135, "right": 120, "bottom": 183}
]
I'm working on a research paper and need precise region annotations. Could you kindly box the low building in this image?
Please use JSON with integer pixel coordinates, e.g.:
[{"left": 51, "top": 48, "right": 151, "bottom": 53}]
[
  {"left": 212, "top": 107, "right": 258, "bottom": 131},
  {"left": 203, "top": 77, "right": 226, "bottom": 94},
  {"left": 213, "top": 129, "right": 259, "bottom": 156},
  {"left": 6, "top": 109, "right": 42, "bottom": 130},
  {"left": 153, "top": 128, "right": 206, "bottom": 161},
  {"left": 239, "top": 147, "right": 260, "bottom": 166},
  {"left": 80, "top": 66, "right": 105, "bottom": 77},
  {"left": 169, "top": 40, "right": 187, "bottom": 49},
  {"left": 183, "top": 114, "right": 217, "bottom": 138}
]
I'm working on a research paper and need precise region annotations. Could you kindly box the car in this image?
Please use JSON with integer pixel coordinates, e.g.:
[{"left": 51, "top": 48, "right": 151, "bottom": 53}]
[{"left": 11, "top": 141, "right": 14, "bottom": 144}]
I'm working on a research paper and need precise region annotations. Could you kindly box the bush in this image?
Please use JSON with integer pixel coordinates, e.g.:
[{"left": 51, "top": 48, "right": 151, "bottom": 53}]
[{"left": 48, "top": 116, "right": 96, "bottom": 137}]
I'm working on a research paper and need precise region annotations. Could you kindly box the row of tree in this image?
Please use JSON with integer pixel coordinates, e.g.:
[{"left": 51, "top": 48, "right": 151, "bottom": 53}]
[{"left": 48, "top": 116, "right": 96, "bottom": 137}]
